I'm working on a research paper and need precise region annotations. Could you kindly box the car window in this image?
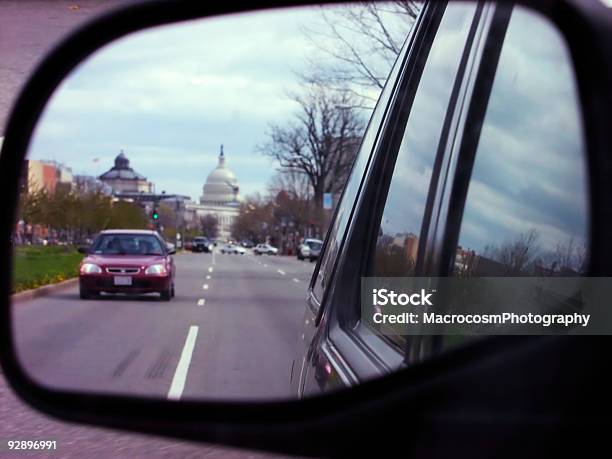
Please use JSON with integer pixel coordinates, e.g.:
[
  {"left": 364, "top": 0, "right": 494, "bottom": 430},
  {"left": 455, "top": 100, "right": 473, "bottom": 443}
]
[
  {"left": 364, "top": 3, "right": 478, "bottom": 347},
  {"left": 370, "top": 3, "right": 477, "bottom": 278},
  {"left": 92, "top": 234, "right": 165, "bottom": 255},
  {"left": 432, "top": 7, "right": 589, "bottom": 353},
  {"left": 453, "top": 7, "right": 588, "bottom": 278}
]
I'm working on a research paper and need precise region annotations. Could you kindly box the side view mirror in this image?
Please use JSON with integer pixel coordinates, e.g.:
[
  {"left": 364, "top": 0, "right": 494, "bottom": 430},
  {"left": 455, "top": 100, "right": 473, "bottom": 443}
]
[{"left": 77, "top": 246, "right": 90, "bottom": 254}]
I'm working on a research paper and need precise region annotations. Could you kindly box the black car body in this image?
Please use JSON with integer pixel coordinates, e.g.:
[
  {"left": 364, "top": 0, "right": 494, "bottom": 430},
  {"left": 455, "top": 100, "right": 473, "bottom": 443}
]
[{"left": 191, "top": 236, "right": 212, "bottom": 253}]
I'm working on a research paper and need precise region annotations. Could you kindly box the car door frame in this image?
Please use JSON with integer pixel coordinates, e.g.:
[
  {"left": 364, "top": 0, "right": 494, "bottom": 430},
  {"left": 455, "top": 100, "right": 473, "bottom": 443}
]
[
  {"left": 295, "top": 0, "right": 434, "bottom": 396},
  {"left": 304, "top": 1, "right": 492, "bottom": 388}
]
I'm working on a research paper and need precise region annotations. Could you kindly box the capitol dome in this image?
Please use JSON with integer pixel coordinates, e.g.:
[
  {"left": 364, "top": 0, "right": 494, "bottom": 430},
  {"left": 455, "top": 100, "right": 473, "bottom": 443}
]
[{"left": 201, "top": 146, "right": 241, "bottom": 205}]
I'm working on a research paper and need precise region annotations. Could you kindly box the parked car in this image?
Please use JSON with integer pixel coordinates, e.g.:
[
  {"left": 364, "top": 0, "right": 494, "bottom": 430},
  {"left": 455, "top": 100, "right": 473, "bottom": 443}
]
[
  {"left": 78, "top": 229, "right": 175, "bottom": 301},
  {"left": 241, "top": 240, "right": 254, "bottom": 248},
  {"left": 297, "top": 238, "right": 323, "bottom": 262},
  {"left": 221, "top": 243, "right": 246, "bottom": 255},
  {"left": 191, "top": 236, "right": 213, "bottom": 253},
  {"left": 253, "top": 243, "right": 278, "bottom": 255}
]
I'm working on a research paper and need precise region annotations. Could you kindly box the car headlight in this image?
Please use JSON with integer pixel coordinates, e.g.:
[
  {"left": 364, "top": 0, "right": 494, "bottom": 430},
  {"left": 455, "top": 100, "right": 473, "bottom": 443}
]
[
  {"left": 145, "top": 264, "right": 168, "bottom": 275},
  {"left": 80, "top": 263, "right": 102, "bottom": 274}
]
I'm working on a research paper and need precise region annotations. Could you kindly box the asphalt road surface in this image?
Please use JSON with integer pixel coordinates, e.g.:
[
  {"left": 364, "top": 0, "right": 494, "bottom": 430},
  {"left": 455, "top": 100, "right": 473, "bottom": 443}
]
[{"left": 13, "top": 251, "right": 315, "bottom": 401}]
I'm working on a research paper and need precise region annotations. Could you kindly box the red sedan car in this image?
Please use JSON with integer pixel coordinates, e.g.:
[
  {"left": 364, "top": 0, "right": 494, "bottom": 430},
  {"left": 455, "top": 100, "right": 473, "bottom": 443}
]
[{"left": 78, "top": 230, "right": 176, "bottom": 301}]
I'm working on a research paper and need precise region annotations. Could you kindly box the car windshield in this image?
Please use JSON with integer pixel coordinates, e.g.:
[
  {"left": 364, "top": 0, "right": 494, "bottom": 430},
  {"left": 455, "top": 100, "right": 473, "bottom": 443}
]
[
  {"left": 91, "top": 234, "right": 165, "bottom": 255},
  {"left": 307, "top": 241, "right": 322, "bottom": 249}
]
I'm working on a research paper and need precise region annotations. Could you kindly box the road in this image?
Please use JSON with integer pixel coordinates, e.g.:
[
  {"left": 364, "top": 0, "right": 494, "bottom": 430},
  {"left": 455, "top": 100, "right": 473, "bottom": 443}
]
[{"left": 13, "top": 250, "right": 315, "bottom": 401}]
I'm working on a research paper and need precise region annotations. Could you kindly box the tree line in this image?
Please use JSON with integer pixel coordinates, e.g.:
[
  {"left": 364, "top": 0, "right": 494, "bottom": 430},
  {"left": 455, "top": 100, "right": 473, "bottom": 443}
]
[{"left": 17, "top": 186, "right": 148, "bottom": 244}]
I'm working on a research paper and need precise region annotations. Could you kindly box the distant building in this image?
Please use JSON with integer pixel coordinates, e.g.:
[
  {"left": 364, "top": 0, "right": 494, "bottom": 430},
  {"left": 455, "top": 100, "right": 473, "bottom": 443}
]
[
  {"left": 22, "top": 159, "right": 82, "bottom": 194},
  {"left": 185, "top": 145, "right": 241, "bottom": 240},
  {"left": 24, "top": 159, "right": 57, "bottom": 194},
  {"left": 393, "top": 232, "right": 419, "bottom": 263},
  {"left": 56, "top": 163, "right": 73, "bottom": 192},
  {"left": 99, "top": 151, "right": 154, "bottom": 193},
  {"left": 73, "top": 174, "right": 113, "bottom": 195},
  {"left": 41, "top": 160, "right": 73, "bottom": 193}
]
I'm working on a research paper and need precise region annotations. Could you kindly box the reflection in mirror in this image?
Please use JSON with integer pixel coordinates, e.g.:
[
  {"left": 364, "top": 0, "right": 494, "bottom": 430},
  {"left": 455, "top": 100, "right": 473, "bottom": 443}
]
[
  {"left": 367, "top": 4, "right": 587, "bottom": 365},
  {"left": 11, "top": 3, "right": 420, "bottom": 400},
  {"left": 11, "top": 2, "right": 579, "bottom": 403}
]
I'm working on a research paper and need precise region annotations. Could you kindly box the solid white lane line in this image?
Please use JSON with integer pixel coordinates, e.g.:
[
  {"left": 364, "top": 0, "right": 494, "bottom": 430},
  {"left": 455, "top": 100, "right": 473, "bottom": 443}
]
[
  {"left": 203, "top": 284, "right": 209, "bottom": 290},
  {"left": 277, "top": 269, "right": 286, "bottom": 275},
  {"left": 167, "top": 325, "right": 199, "bottom": 400},
  {"left": 293, "top": 278, "right": 300, "bottom": 283},
  {"left": 197, "top": 298, "right": 205, "bottom": 306}
]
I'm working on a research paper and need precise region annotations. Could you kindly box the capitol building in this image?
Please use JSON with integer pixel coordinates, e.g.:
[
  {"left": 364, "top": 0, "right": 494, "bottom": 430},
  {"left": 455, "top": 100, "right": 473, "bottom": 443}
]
[{"left": 185, "top": 146, "right": 241, "bottom": 240}]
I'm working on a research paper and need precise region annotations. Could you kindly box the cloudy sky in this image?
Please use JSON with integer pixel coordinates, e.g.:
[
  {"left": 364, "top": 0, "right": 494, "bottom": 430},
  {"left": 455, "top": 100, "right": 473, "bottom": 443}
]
[
  {"left": 377, "top": 4, "right": 587, "bottom": 266},
  {"left": 27, "top": 4, "right": 379, "bottom": 201}
]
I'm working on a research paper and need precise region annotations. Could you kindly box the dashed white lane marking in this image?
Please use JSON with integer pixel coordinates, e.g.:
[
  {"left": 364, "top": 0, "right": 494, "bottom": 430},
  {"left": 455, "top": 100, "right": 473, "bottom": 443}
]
[
  {"left": 263, "top": 264, "right": 268, "bottom": 268},
  {"left": 208, "top": 267, "right": 213, "bottom": 273},
  {"left": 197, "top": 298, "right": 205, "bottom": 306},
  {"left": 203, "top": 284, "right": 209, "bottom": 290},
  {"left": 277, "top": 269, "right": 286, "bottom": 275},
  {"left": 167, "top": 325, "right": 199, "bottom": 400},
  {"left": 293, "top": 278, "right": 300, "bottom": 283},
  {"left": 206, "top": 275, "right": 211, "bottom": 280}
]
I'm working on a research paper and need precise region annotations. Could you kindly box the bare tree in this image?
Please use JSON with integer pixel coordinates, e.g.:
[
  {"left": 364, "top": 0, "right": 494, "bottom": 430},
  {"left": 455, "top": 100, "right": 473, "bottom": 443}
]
[
  {"left": 303, "top": 1, "right": 420, "bottom": 108},
  {"left": 231, "top": 195, "right": 272, "bottom": 243},
  {"left": 267, "top": 170, "right": 312, "bottom": 202},
  {"left": 200, "top": 214, "right": 219, "bottom": 239},
  {"left": 260, "top": 81, "right": 364, "bottom": 210},
  {"left": 483, "top": 229, "right": 540, "bottom": 274},
  {"left": 538, "top": 237, "right": 588, "bottom": 275}
]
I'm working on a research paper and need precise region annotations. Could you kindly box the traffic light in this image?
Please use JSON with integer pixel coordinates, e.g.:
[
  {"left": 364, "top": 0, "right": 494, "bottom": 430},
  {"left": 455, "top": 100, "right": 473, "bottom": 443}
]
[{"left": 152, "top": 210, "right": 159, "bottom": 220}]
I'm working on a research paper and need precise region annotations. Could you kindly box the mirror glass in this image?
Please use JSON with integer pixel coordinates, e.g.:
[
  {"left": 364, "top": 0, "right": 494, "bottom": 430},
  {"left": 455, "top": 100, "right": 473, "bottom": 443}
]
[
  {"left": 11, "top": 3, "right": 579, "bottom": 402},
  {"left": 11, "top": 3, "right": 421, "bottom": 400}
]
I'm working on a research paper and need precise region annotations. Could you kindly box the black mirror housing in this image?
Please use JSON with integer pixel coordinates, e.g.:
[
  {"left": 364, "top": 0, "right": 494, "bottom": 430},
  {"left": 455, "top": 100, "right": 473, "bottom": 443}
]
[{"left": 77, "top": 246, "right": 90, "bottom": 254}]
